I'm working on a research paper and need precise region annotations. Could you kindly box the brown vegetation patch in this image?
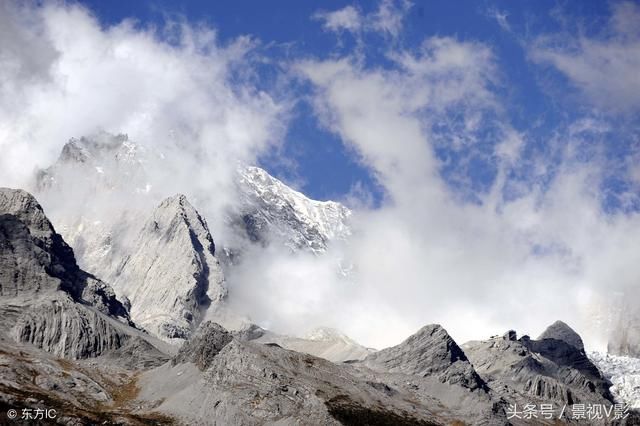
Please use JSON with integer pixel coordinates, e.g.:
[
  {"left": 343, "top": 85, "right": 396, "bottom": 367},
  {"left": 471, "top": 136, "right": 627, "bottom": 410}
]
[{"left": 325, "top": 394, "right": 441, "bottom": 426}]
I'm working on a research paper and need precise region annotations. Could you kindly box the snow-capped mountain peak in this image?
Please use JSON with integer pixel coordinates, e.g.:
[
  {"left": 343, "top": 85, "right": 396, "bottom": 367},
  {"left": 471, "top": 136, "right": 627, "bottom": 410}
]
[{"left": 235, "top": 165, "right": 352, "bottom": 252}]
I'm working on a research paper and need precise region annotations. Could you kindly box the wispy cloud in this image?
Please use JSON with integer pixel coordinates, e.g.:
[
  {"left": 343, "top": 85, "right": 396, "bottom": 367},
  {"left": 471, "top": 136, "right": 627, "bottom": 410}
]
[
  {"left": 313, "top": 0, "right": 412, "bottom": 39},
  {"left": 313, "top": 6, "right": 363, "bottom": 34},
  {"left": 530, "top": 1, "right": 640, "bottom": 113},
  {"left": 486, "top": 7, "right": 511, "bottom": 32}
]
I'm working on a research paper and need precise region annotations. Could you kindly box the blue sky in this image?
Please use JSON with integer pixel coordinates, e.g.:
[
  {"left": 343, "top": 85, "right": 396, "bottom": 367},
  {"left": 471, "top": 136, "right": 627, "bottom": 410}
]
[{"left": 73, "top": 0, "right": 638, "bottom": 214}]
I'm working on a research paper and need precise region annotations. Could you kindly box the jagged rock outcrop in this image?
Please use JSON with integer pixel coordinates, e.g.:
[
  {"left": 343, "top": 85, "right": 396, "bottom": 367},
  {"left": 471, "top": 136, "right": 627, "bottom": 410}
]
[
  {"left": 111, "top": 194, "right": 226, "bottom": 343},
  {"left": 0, "top": 188, "right": 128, "bottom": 319},
  {"left": 539, "top": 320, "right": 585, "bottom": 352},
  {"left": 0, "top": 188, "right": 137, "bottom": 359},
  {"left": 463, "top": 325, "right": 614, "bottom": 411},
  {"left": 172, "top": 321, "right": 233, "bottom": 370},
  {"left": 362, "top": 324, "right": 487, "bottom": 391}
]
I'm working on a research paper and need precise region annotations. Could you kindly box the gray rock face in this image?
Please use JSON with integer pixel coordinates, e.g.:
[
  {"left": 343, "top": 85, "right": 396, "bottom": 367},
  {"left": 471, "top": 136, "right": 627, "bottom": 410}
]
[
  {"left": 111, "top": 194, "right": 227, "bottom": 343},
  {"left": 523, "top": 336, "right": 612, "bottom": 398},
  {"left": 172, "top": 321, "right": 232, "bottom": 370},
  {"left": 0, "top": 188, "right": 151, "bottom": 360},
  {"left": 464, "top": 329, "right": 614, "bottom": 410},
  {"left": 539, "top": 320, "right": 585, "bottom": 352},
  {"left": 0, "top": 188, "right": 128, "bottom": 319},
  {"left": 362, "top": 324, "right": 487, "bottom": 391},
  {"left": 12, "top": 295, "right": 130, "bottom": 359}
]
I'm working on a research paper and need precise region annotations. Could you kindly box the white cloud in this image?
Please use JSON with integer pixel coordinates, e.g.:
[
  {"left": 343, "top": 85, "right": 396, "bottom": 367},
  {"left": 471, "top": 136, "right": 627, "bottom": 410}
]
[
  {"left": 313, "top": 6, "right": 362, "bottom": 34},
  {"left": 371, "top": 0, "right": 412, "bottom": 38},
  {"left": 277, "top": 36, "right": 640, "bottom": 350},
  {"left": 0, "top": 2, "right": 286, "bottom": 200},
  {"left": 314, "top": 0, "right": 411, "bottom": 38},
  {"left": 530, "top": 1, "right": 640, "bottom": 112},
  {"left": 494, "top": 11, "right": 510, "bottom": 32}
]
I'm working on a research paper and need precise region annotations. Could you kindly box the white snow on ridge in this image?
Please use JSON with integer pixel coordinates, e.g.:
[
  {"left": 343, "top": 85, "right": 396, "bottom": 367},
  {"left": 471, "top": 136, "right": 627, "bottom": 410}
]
[
  {"left": 589, "top": 351, "right": 640, "bottom": 409},
  {"left": 237, "top": 166, "right": 352, "bottom": 251}
]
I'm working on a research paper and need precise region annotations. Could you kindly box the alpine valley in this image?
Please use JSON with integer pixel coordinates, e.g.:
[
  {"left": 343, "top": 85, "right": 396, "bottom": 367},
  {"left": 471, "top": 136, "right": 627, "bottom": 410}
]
[{"left": 1, "top": 133, "right": 639, "bottom": 425}]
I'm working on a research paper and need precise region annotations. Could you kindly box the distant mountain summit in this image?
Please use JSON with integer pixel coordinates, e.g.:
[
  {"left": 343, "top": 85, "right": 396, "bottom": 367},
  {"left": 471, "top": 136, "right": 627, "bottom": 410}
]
[
  {"left": 36, "top": 133, "right": 150, "bottom": 194},
  {"left": 233, "top": 166, "right": 351, "bottom": 252},
  {"left": 33, "top": 134, "right": 352, "bottom": 271}
]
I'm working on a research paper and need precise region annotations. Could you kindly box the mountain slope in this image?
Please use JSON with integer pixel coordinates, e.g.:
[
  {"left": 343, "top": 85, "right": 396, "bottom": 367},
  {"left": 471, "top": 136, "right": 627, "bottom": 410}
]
[
  {"left": 0, "top": 188, "right": 137, "bottom": 359},
  {"left": 0, "top": 188, "right": 175, "bottom": 424},
  {"left": 362, "top": 324, "right": 487, "bottom": 391},
  {"left": 0, "top": 188, "right": 128, "bottom": 321},
  {"left": 111, "top": 194, "right": 226, "bottom": 343},
  {"left": 138, "top": 321, "right": 501, "bottom": 425}
]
